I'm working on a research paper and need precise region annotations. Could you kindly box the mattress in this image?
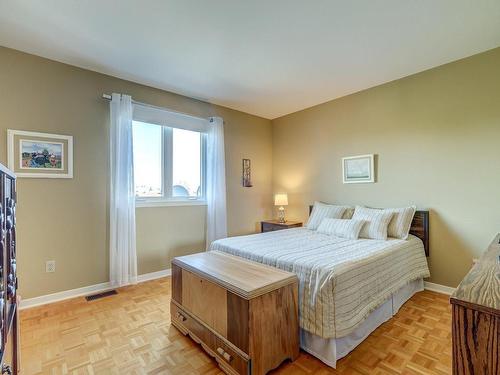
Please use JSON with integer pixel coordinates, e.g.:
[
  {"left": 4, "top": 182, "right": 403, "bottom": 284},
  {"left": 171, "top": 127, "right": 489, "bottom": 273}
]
[{"left": 210, "top": 228, "right": 429, "bottom": 338}]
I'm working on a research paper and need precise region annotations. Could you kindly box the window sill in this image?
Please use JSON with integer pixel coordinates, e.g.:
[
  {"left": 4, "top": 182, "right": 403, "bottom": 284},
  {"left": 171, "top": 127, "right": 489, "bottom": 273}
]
[{"left": 135, "top": 199, "right": 207, "bottom": 208}]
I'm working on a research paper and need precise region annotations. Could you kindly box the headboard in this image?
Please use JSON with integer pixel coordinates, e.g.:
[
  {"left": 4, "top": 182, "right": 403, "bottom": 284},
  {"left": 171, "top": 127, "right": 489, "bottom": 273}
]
[{"left": 308, "top": 206, "right": 429, "bottom": 257}]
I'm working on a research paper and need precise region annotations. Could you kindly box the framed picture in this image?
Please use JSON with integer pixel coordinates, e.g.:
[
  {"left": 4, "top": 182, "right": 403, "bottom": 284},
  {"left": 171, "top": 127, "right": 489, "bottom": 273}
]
[
  {"left": 242, "top": 158, "right": 252, "bottom": 187},
  {"left": 342, "top": 154, "right": 374, "bottom": 184},
  {"left": 7, "top": 130, "right": 73, "bottom": 178}
]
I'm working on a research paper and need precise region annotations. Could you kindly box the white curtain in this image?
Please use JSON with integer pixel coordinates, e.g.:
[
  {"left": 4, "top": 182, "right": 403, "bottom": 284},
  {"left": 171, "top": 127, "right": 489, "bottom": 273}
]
[
  {"left": 109, "top": 93, "right": 137, "bottom": 287},
  {"left": 206, "top": 117, "right": 227, "bottom": 249}
]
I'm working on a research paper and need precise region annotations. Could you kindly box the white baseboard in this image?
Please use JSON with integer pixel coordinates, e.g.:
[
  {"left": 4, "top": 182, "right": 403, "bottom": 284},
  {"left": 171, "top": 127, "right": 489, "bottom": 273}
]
[
  {"left": 19, "top": 271, "right": 453, "bottom": 310},
  {"left": 424, "top": 281, "right": 455, "bottom": 295},
  {"left": 19, "top": 282, "right": 113, "bottom": 310},
  {"left": 19, "top": 268, "right": 172, "bottom": 310},
  {"left": 137, "top": 268, "right": 172, "bottom": 282}
]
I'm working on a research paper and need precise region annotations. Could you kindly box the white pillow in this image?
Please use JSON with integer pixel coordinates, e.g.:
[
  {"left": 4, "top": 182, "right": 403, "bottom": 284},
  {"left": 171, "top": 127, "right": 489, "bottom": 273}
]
[
  {"left": 307, "top": 201, "right": 348, "bottom": 230},
  {"left": 386, "top": 206, "right": 417, "bottom": 239},
  {"left": 317, "top": 218, "right": 366, "bottom": 240},
  {"left": 352, "top": 206, "right": 394, "bottom": 240}
]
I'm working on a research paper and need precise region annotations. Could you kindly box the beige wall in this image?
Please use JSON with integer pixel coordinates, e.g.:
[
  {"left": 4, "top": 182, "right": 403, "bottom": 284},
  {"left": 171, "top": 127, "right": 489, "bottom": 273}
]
[
  {"left": 2, "top": 45, "right": 498, "bottom": 298},
  {"left": 0, "top": 47, "right": 273, "bottom": 298},
  {"left": 272, "top": 48, "right": 500, "bottom": 288}
]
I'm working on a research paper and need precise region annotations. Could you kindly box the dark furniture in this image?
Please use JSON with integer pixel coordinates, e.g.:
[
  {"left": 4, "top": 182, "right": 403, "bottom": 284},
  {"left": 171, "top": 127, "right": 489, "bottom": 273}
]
[
  {"left": 0, "top": 164, "right": 18, "bottom": 375},
  {"left": 450, "top": 234, "right": 500, "bottom": 375},
  {"left": 308, "top": 205, "right": 430, "bottom": 256},
  {"left": 260, "top": 220, "right": 302, "bottom": 233}
]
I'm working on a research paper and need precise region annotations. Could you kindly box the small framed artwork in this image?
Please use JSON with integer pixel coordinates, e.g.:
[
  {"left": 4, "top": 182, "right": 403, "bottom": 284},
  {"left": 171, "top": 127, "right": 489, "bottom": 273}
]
[
  {"left": 342, "top": 154, "right": 374, "bottom": 184},
  {"left": 7, "top": 130, "right": 73, "bottom": 178},
  {"left": 242, "top": 158, "right": 252, "bottom": 187}
]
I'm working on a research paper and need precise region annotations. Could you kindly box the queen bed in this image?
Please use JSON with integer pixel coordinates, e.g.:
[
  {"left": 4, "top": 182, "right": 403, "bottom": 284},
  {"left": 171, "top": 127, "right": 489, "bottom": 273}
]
[{"left": 209, "top": 205, "right": 430, "bottom": 368}]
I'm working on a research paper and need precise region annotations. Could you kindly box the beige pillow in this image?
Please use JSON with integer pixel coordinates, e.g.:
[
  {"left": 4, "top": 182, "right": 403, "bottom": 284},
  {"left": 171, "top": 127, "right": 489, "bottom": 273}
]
[
  {"left": 352, "top": 206, "right": 394, "bottom": 240},
  {"left": 342, "top": 207, "right": 355, "bottom": 219},
  {"left": 386, "top": 206, "right": 417, "bottom": 239},
  {"left": 317, "top": 218, "right": 366, "bottom": 240},
  {"left": 307, "top": 201, "right": 349, "bottom": 230}
]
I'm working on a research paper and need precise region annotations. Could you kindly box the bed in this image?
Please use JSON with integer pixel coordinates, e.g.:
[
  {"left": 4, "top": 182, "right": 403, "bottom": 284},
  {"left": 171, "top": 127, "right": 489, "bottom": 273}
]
[{"left": 209, "top": 209, "right": 430, "bottom": 368}]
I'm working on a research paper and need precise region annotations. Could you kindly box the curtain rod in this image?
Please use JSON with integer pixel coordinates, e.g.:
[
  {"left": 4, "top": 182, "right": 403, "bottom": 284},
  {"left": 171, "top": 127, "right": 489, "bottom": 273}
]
[{"left": 101, "top": 93, "right": 211, "bottom": 122}]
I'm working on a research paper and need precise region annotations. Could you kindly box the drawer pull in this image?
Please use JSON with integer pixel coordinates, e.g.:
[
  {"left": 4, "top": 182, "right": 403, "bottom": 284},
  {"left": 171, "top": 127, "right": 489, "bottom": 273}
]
[
  {"left": 176, "top": 312, "right": 186, "bottom": 322},
  {"left": 216, "top": 347, "right": 232, "bottom": 363}
]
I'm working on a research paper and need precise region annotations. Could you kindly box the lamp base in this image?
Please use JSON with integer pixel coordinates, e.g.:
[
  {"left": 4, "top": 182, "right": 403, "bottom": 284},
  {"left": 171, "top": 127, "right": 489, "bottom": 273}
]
[{"left": 278, "top": 206, "right": 286, "bottom": 223}]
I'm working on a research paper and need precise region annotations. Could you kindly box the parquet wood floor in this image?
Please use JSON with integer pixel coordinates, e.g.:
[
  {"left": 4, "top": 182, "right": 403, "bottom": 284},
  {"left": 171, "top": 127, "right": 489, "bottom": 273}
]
[{"left": 20, "top": 278, "right": 452, "bottom": 374}]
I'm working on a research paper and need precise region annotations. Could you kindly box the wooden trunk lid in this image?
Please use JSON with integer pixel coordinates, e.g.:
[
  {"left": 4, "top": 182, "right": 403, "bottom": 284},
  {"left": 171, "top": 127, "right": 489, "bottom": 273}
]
[{"left": 172, "top": 251, "right": 297, "bottom": 300}]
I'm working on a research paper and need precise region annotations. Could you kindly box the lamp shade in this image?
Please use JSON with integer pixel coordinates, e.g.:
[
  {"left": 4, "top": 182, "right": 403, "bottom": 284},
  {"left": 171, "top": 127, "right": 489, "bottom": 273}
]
[{"left": 274, "top": 193, "right": 288, "bottom": 206}]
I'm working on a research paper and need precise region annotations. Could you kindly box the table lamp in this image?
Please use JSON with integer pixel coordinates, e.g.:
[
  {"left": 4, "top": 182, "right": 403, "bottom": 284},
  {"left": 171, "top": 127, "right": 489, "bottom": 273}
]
[{"left": 274, "top": 193, "right": 288, "bottom": 223}]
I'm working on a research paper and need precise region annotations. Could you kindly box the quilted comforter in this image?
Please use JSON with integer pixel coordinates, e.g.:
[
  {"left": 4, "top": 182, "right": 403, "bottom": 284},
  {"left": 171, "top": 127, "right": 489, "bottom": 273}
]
[{"left": 210, "top": 228, "right": 429, "bottom": 338}]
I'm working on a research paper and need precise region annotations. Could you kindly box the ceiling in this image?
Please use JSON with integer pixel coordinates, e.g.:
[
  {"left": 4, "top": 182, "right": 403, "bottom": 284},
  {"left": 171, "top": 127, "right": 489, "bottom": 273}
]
[{"left": 1, "top": 1, "right": 500, "bottom": 119}]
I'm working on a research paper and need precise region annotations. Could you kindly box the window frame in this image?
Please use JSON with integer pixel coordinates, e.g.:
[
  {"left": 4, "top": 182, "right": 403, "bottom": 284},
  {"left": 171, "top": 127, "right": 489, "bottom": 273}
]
[{"left": 133, "top": 122, "right": 207, "bottom": 207}]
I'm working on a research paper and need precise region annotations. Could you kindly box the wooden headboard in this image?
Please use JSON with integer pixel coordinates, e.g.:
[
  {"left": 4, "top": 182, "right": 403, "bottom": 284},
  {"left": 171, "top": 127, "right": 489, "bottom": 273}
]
[{"left": 308, "top": 206, "right": 429, "bottom": 256}]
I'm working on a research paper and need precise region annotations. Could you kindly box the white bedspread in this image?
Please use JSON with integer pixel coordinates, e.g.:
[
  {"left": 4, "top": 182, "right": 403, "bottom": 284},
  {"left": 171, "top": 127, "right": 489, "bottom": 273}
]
[{"left": 210, "top": 228, "right": 429, "bottom": 338}]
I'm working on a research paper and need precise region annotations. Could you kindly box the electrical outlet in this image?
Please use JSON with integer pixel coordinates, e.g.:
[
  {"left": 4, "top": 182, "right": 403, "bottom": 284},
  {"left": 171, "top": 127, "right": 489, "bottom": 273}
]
[{"left": 46, "top": 260, "right": 56, "bottom": 273}]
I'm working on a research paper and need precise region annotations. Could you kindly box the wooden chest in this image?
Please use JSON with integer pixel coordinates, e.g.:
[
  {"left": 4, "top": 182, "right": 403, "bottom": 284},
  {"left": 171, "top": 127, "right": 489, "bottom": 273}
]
[
  {"left": 450, "top": 234, "right": 500, "bottom": 375},
  {"left": 171, "top": 251, "right": 299, "bottom": 375}
]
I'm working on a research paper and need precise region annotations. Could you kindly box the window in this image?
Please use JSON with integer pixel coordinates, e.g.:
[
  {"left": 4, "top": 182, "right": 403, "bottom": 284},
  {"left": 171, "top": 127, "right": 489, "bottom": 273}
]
[
  {"left": 172, "top": 128, "right": 202, "bottom": 197},
  {"left": 133, "top": 120, "right": 206, "bottom": 205},
  {"left": 133, "top": 121, "right": 162, "bottom": 197}
]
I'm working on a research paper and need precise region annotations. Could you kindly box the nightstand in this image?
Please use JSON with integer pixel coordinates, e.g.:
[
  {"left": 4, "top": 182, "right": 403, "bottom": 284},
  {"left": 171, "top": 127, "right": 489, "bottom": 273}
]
[{"left": 261, "top": 220, "right": 303, "bottom": 233}]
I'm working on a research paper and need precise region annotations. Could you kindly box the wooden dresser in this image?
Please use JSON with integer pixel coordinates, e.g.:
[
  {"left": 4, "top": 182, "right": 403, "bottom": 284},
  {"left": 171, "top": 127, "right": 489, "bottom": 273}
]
[
  {"left": 0, "top": 164, "right": 18, "bottom": 374},
  {"left": 171, "top": 251, "right": 299, "bottom": 375},
  {"left": 450, "top": 234, "right": 500, "bottom": 375}
]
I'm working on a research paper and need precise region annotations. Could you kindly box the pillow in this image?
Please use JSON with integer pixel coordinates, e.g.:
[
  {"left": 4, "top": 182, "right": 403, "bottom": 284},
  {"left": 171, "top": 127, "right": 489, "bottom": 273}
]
[
  {"left": 342, "top": 207, "right": 355, "bottom": 219},
  {"left": 386, "top": 206, "right": 417, "bottom": 239},
  {"left": 352, "top": 206, "right": 394, "bottom": 240},
  {"left": 307, "top": 201, "right": 348, "bottom": 230},
  {"left": 317, "top": 218, "right": 366, "bottom": 240}
]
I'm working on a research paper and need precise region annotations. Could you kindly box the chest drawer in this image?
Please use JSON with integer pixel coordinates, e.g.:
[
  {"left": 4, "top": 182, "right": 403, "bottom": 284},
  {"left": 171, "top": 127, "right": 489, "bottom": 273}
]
[
  {"left": 171, "top": 301, "right": 216, "bottom": 349},
  {"left": 215, "top": 336, "right": 250, "bottom": 375},
  {"left": 171, "top": 302, "right": 250, "bottom": 375}
]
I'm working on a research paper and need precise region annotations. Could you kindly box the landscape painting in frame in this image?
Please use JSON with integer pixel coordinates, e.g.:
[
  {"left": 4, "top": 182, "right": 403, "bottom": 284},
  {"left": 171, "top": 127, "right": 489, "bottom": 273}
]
[
  {"left": 20, "top": 140, "right": 63, "bottom": 170},
  {"left": 342, "top": 154, "right": 375, "bottom": 184},
  {"left": 7, "top": 130, "right": 73, "bottom": 178}
]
